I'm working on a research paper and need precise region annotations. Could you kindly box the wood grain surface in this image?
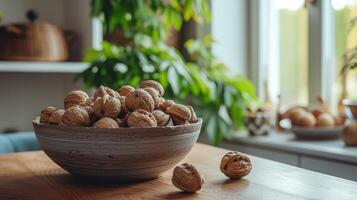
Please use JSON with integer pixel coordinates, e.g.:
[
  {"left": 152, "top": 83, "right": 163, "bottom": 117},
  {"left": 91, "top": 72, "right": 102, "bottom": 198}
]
[{"left": 0, "top": 143, "right": 357, "bottom": 200}]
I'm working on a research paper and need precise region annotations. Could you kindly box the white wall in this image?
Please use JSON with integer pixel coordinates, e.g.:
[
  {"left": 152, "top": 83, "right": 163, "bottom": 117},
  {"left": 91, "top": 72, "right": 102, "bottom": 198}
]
[
  {"left": 0, "top": 0, "right": 94, "bottom": 132},
  {"left": 0, "top": 0, "right": 94, "bottom": 59},
  {"left": 211, "top": 0, "right": 248, "bottom": 75},
  {"left": 0, "top": 73, "right": 84, "bottom": 131}
]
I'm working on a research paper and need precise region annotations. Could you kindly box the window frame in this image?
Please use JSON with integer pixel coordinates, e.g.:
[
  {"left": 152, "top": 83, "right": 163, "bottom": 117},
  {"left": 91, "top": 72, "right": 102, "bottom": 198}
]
[{"left": 248, "top": 0, "right": 337, "bottom": 105}]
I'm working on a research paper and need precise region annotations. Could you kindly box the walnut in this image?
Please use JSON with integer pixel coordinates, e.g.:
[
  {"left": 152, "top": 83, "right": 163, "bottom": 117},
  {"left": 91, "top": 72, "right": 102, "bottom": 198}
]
[
  {"left": 316, "top": 113, "right": 335, "bottom": 127},
  {"left": 139, "top": 80, "right": 164, "bottom": 96},
  {"left": 127, "top": 109, "right": 157, "bottom": 128},
  {"left": 117, "top": 85, "right": 135, "bottom": 97},
  {"left": 64, "top": 90, "right": 89, "bottom": 109},
  {"left": 40, "top": 106, "right": 57, "bottom": 123},
  {"left": 125, "top": 89, "right": 155, "bottom": 112},
  {"left": 295, "top": 112, "right": 316, "bottom": 127},
  {"left": 187, "top": 105, "right": 198, "bottom": 123},
  {"left": 172, "top": 116, "right": 189, "bottom": 126},
  {"left": 166, "top": 104, "right": 191, "bottom": 122},
  {"left": 152, "top": 110, "right": 173, "bottom": 126},
  {"left": 49, "top": 109, "right": 65, "bottom": 124},
  {"left": 82, "top": 104, "right": 97, "bottom": 124},
  {"left": 172, "top": 163, "right": 204, "bottom": 193},
  {"left": 92, "top": 117, "right": 119, "bottom": 128},
  {"left": 143, "top": 87, "right": 161, "bottom": 109},
  {"left": 62, "top": 106, "right": 91, "bottom": 127},
  {"left": 288, "top": 108, "right": 307, "bottom": 125},
  {"left": 159, "top": 99, "right": 175, "bottom": 111},
  {"left": 118, "top": 96, "right": 128, "bottom": 116},
  {"left": 93, "top": 95, "right": 121, "bottom": 118},
  {"left": 220, "top": 151, "right": 252, "bottom": 179},
  {"left": 93, "top": 85, "right": 120, "bottom": 100}
]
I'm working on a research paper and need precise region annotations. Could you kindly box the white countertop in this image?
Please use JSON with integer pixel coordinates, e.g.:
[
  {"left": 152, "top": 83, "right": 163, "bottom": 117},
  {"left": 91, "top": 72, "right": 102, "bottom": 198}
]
[{"left": 229, "top": 132, "right": 357, "bottom": 165}]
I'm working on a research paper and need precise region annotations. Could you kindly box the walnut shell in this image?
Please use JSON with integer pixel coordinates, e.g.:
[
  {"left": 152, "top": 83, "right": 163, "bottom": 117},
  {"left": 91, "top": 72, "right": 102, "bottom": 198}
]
[
  {"left": 166, "top": 104, "right": 191, "bottom": 121},
  {"left": 92, "top": 117, "right": 119, "bottom": 128},
  {"left": 62, "top": 106, "right": 91, "bottom": 127},
  {"left": 93, "top": 85, "right": 120, "bottom": 100},
  {"left": 159, "top": 99, "right": 175, "bottom": 111},
  {"left": 139, "top": 80, "right": 164, "bottom": 96},
  {"left": 82, "top": 104, "right": 97, "bottom": 124},
  {"left": 220, "top": 151, "right": 252, "bottom": 179},
  {"left": 152, "top": 110, "right": 172, "bottom": 126},
  {"left": 127, "top": 109, "right": 157, "bottom": 128},
  {"left": 64, "top": 90, "right": 89, "bottom": 109},
  {"left": 316, "top": 113, "right": 335, "bottom": 127},
  {"left": 93, "top": 95, "right": 121, "bottom": 118},
  {"left": 295, "top": 112, "right": 316, "bottom": 127},
  {"left": 187, "top": 105, "right": 198, "bottom": 123},
  {"left": 172, "top": 116, "right": 189, "bottom": 126},
  {"left": 117, "top": 85, "right": 135, "bottom": 97},
  {"left": 288, "top": 108, "right": 307, "bottom": 125},
  {"left": 49, "top": 109, "right": 65, "bottom": 124},
  {"left": 40, "top": 106, "right": 57, "bottom": 123},
  {"left": 118, "top": 96, "right": 128, "bottom": 116},
  {"left": 172, "top": 163, "right": 204, "bottom": 193},
  {"left": 143, "top": 87, "right": 161, "bottom": 109},
  {"left": 125, "top": 89, "right": 155, "bottom": 112}
]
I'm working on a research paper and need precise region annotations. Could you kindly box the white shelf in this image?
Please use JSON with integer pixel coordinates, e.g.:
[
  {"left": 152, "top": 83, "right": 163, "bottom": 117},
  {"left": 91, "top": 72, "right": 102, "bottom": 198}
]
[{"left": 0, "top": 61, "right": 89, "bottom": 73}]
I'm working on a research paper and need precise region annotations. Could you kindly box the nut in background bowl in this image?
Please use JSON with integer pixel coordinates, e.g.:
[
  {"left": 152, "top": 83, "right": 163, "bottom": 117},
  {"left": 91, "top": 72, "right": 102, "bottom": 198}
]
[{"left": 32, "top": 118, "right": 202, "bottom": 182}]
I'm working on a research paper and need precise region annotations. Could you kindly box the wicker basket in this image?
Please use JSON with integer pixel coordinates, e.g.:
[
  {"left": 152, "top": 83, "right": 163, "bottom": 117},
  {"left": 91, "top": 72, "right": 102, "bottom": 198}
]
[{"left": 0, "top": 11, "right": 68, "bottom": 61}]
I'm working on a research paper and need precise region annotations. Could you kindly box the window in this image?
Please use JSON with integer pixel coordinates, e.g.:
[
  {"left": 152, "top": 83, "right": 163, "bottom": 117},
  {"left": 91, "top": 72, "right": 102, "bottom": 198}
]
[
  {"left": 276, "top": 2, "right": 309, "bottom": 105},
  {"left": 334, "top": 0, "right": 357, "bottom": 103}
]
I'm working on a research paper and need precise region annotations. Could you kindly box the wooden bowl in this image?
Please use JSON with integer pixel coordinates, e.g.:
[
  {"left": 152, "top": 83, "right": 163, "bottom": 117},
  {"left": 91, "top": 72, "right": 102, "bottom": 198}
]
[
  {"left": 290, "top": 126, "right": 342, "bottom": 140},
  {"left": 32, "top": 119, "right": 202, "bottom": 182}
]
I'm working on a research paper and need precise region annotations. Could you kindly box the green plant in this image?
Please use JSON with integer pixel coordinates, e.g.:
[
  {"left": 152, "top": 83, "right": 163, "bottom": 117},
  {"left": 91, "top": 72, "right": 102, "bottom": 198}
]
[{"left": 78, "top": 0, "right": 257, "bottom": 145}]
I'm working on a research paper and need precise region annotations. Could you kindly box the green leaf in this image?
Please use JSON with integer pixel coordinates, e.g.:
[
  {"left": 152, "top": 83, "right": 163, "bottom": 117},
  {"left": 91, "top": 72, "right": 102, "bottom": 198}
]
[{"left": 168, "top": 67, "right": 179, "bottom": 95}]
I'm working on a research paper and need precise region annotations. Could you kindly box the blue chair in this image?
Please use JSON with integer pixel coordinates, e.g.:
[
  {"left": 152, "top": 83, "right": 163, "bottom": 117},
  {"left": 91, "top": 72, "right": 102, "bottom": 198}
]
[{"left": 0, "top": 132, "right": 40, "bottom": 154}]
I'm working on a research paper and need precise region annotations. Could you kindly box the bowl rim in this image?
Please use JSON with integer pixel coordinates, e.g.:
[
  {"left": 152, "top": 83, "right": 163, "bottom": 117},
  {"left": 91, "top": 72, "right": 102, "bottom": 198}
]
[{"left": 33, "top": 118, "right": 203, "bottom": 137}]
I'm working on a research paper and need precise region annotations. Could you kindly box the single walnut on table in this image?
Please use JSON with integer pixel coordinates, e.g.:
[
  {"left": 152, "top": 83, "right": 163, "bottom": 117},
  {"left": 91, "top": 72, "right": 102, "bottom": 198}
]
[
  {"left": 172, "top": 163, "right": 204, "bottom": 193},
  {"left": 220, "top": 151, "right": 252, "bottom": 179}
]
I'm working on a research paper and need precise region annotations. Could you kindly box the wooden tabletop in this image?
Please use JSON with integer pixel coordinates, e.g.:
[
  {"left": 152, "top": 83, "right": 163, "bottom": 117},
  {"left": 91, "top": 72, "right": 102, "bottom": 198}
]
[{"left": 0, "top": 143, "right": 357, "bottom": 200}]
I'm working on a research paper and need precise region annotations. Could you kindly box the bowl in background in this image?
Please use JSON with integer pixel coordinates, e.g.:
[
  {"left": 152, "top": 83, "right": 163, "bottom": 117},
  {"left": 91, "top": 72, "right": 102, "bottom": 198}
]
[
  {"left": 343, "top": 99, "right": 357, "bottom": 119},
  {"left": 32, "top": 119, "right": 202, "bottom": 182}
]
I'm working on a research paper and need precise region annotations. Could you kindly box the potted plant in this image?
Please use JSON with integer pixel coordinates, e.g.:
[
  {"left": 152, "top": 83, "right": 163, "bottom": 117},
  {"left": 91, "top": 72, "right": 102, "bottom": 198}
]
[{"left": 77, "top": 0, "right": 257, "bottom": 145}]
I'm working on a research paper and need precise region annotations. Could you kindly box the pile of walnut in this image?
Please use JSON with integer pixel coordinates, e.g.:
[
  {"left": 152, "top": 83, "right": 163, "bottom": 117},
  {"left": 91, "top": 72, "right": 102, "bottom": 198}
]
[
  {"left": 39, "top": 80, "right": 198, "bottom": 128},
  {"left": 171, "top": 151, "right": 252, "bottom": 193},
  {"left": 287, "top": 106, "right": 344, "bottom": 128}
]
